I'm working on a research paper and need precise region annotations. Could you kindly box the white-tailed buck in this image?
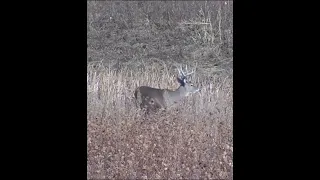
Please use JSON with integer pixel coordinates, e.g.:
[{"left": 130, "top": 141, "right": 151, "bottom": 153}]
[{"left": 134, "top": 65, "right": 200, "bottom": 113}]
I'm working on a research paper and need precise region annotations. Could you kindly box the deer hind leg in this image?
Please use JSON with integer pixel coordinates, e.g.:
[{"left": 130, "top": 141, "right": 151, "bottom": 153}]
[{"left": 134, "top": 89, "right": 143, "bottom": 109}]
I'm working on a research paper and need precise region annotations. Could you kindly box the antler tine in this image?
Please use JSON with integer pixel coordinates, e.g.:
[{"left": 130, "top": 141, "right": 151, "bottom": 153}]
[
  {"left": 185, "top": 70, "right": 194, "bottom": 76},
  {"left": 178, "top": 65, "right": 185, "bottom": 77},
  {"left": 176, "top": 67, "right": 184, "bottom": 77},
  {"left": 183, "top": 64, "right": 194, "bottom": 77},
  {"left": 178, "top": 64, "right": 193, "bottom": 76},
  {"left": 177, "top": 64, "right": 196, "bottom": 79}
]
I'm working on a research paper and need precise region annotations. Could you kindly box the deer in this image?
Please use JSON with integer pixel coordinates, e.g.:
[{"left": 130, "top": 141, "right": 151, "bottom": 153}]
[{"left": 134, "top": 65, "right": 200, "bottom": 114}]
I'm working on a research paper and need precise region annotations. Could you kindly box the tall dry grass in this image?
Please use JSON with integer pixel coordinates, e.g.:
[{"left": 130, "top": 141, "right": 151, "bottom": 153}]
[
  {"left": 87, "top": 1, "right": 233, "bottom": 69},
  {"left": 87, "top": 1, "right": 233, "bottom": 179},
  {"left": 87, "top": 62, "right": 233, "bottom": 179}
]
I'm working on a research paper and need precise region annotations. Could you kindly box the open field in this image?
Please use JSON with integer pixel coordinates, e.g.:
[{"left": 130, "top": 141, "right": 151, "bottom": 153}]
[{"left": 88, "top": 1, "right": 233, "bottom": 179}]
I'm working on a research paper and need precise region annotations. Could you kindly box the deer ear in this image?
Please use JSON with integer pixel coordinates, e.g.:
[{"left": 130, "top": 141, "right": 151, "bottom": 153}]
[{"left": 177, "top": 77, "right": 185, "bottom": 85}]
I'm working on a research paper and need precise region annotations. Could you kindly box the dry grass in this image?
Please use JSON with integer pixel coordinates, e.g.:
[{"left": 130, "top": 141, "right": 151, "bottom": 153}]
[
  {"left": 88, "top": 1, "right": 233, "bottom": 179},
  {"left": 87, "top": 62, "right": 233, "bottom": 179}
]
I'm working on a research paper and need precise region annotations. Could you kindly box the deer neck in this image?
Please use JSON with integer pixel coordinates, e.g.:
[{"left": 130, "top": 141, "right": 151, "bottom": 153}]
[
  {"left": 170, "top": 86, "right": 188, "bottom": 99},
  {"left": 163, "top": 86, "right": 188, "bottom": 107}
]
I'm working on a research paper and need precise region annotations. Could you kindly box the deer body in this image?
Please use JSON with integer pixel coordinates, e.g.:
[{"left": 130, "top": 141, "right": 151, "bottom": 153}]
[{"left": 134, "top": 65, "right": 199, "bottom": 113}]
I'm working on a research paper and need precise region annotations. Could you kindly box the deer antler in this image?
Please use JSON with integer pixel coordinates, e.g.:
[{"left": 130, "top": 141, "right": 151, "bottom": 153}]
[{"left": 177, "top": 65, "right": 194, "bottom": 78}]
